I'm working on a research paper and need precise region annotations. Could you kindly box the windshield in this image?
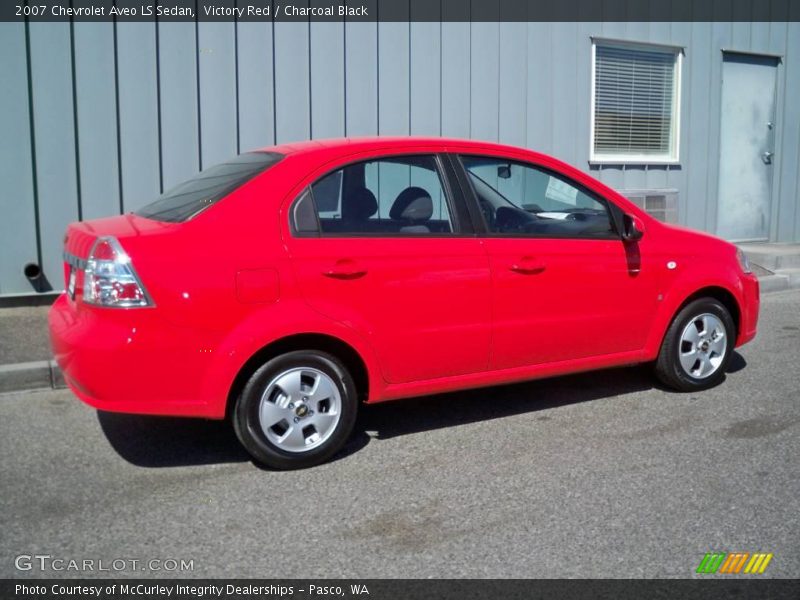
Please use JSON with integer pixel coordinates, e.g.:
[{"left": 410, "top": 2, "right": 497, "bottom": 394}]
[{"left": 135, "top": 152, "right": 283, "bottom": 222}]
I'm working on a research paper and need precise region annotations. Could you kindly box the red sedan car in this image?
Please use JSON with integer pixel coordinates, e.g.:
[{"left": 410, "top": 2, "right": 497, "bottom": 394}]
[{"left": 49, "top": 137, "right": 760, "bottom": 469}]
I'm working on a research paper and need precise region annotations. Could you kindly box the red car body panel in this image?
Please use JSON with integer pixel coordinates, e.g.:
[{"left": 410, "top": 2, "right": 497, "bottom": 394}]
[{"left": 48, "top": 137, "right": 760, "bottom": 419}]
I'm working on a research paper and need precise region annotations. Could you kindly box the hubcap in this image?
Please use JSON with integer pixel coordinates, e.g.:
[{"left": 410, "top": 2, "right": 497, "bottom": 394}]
[
  {"left": 678, "top": 313, "right": 727, "bottom": 379},
  {"left": 258, "top": 367, "right": 342, "bottom": 453}
]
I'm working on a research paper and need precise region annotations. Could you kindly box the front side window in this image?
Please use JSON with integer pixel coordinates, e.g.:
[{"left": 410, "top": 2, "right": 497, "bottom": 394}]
[
  {"left": 460, "top": 156, "right": 616, "bottom": 238},
  {"left": 295, "top": 155, "right": 455, "bottom": 235},
  {"left": 592, "top": 40, "right": 682, "bottom": 163}
]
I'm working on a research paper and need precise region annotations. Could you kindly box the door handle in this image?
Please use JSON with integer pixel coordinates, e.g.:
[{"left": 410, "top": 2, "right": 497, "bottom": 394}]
[
  {"left": 762, "top": 151, "right": 774, "bottom": 164},
  {"left": 510, "top": 258, "right": 546, "bottom": 275},
  {"left": 323, "top": 260, "right": 367, "bottom": 280}
]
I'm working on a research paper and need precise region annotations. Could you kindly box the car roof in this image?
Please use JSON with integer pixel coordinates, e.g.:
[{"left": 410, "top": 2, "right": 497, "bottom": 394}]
[{"left": 253, "top": 136, "right": 534, "bottom": 160}]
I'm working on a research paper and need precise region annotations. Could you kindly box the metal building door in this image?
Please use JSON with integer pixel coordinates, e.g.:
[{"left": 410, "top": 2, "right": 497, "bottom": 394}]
[{"left": 716, "top": 53, "right": 778, "bottom": 241}]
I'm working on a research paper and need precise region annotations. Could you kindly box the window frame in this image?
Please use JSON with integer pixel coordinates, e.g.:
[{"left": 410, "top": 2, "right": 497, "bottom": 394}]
[
  {"left": 590, "top": 38, "right": 683, "bottom": 165},
  {"left": 452, "top": 153, "right": 622, "bottom": 241},
  {"left": 289, "top": 153, "right": 474, "bottom": 238}
]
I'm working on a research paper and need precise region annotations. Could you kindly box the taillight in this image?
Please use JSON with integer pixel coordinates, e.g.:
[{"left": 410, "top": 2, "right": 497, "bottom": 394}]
[{"left": 83, "top": 236, "right": 153, "bottom": 308}]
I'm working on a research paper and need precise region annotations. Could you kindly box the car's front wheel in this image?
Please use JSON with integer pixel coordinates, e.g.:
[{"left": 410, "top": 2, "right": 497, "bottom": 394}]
[
  {"left": 233, "top": 350, "right": 358, "bottom": 470},
  {"left": 655, "top": 298, "right": 736, "bottom": 392}
]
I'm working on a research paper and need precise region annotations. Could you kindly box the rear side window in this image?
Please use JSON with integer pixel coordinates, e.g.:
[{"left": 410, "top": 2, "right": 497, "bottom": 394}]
[
  {"left": 292, "top": 155, "right": 456, "bottom": 236},
  {"left": 135, "top": 152, "right": 283, "bottom": 222}
]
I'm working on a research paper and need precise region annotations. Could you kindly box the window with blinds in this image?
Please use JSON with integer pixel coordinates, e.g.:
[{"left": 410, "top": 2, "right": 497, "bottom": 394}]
[{"left": 592, "top": 41, "right": 681, "bottom": 162}]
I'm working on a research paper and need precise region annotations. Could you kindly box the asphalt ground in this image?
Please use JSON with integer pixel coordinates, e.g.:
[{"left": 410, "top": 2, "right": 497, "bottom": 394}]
[{"left": 1, "top": 291, "right": 798, "bottom": 579}]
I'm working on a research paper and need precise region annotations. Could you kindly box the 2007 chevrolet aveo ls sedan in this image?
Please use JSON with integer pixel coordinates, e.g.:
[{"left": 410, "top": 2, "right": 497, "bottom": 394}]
[{"left": 49, "top": 137, "right": 760, "bottom": 469}]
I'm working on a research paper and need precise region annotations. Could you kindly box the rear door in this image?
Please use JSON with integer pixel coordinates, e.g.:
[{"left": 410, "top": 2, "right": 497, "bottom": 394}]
[
  {"left": 452, "top": 153, "right": 660, "bottom": 370},
  {"left": 285, "top": 152, "right": 491, "bottom": 384}
]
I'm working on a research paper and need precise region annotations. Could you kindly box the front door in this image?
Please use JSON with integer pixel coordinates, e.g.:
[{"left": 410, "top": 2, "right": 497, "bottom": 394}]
[
  {"left": 456, "top": 155, "right": 660, "bottom": 370},
  {"left": 717, "top": 53, "right": 779, "bottom": 241}
]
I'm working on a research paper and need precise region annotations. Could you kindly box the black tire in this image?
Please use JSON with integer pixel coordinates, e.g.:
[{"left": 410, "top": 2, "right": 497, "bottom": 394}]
[
  {"left": 654, "top": 297, "right": 736, "bottom": 392},
  {"left": 233, "top": 350, "right": 358, "bottom": 470}
]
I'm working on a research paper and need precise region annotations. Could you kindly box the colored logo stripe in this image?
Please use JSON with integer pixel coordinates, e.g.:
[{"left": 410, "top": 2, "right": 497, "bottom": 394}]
[
  {"left": 697, "top": 553, "right": 726, "bottom": 574},
  {"left": 744, "top": 553, "right": 773, "bottom": 574},
  {"left": 697, "top": 552, "right": 773, "bottom": 574},
  {"left": 719, "top": 553, "right": 749, "bottom": 574}
]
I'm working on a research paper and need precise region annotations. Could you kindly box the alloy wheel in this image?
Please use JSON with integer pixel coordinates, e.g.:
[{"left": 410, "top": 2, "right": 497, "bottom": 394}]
[
  {"left": 678, "top": 313, "right": 727, "bottom": 379},
  {"left": 258, "top": 367, "right": 342, "bottom": 453}
]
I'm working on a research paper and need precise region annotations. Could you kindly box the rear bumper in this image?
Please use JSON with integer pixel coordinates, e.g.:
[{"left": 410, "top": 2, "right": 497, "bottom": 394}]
[
  {"left": 736, "top": 273, "right": 759, "bottom": 347},
  {"left": 48, "top": 294, "right": 223, "bottom": 418}
]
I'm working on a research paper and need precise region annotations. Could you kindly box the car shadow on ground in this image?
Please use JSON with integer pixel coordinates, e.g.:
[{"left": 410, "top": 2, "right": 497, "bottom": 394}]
[
  {"left": 97, "top": 410, "right": 249, "bottom": 467},
  {"left": 98, "top": 352, "right": 746, "bottom": 469}
]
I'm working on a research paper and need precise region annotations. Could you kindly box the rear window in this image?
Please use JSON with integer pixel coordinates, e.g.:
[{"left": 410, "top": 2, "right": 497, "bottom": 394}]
[{"left": 135, "top": 151, "right": 283, "bottom": 222}]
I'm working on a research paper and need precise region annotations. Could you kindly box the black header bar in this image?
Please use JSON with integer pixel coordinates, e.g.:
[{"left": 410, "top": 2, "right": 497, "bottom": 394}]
[{"left": 3, "top": 0, "right": 800, "bottom": 23}]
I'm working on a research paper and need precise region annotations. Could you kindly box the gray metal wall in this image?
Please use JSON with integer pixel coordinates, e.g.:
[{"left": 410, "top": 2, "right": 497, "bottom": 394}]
[{"left": 2, "top": 10, "right": 800, "bottom": 295}]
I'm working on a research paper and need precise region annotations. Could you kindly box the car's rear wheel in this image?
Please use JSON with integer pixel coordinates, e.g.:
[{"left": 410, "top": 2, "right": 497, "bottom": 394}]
[
  {"left": 655, "top": 297, "right": 736, "bottom": 392},
  {"left": 233, "top": 350, "right": 358, "bottom": 470}
]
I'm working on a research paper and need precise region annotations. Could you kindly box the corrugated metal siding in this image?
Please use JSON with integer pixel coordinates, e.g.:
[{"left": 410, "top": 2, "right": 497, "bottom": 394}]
[{"left": 1, "top": 12, "right": 800, "bottom": 295}]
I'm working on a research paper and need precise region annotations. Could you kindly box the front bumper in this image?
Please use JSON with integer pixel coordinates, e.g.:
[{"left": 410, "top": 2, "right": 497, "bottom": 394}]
[
  {"left": 49, "top": 294, "right": 223, "bottom": 418},
  {"left": 736, "top": 273, "right": 760, "bottom": 347}
]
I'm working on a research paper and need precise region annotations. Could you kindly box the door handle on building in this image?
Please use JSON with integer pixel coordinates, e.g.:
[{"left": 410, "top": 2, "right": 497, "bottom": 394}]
[{"left": 762, "top": 151, "right": 774, "bottom": 164}]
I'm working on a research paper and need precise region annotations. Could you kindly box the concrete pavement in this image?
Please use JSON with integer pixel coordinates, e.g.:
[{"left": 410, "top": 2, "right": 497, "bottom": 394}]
[{"left": 0, "top": 305, "right": 51, "bottom": 365}]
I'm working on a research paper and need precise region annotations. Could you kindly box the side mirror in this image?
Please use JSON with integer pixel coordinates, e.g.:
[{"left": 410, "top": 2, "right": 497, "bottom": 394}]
[{"left": 622, "top": 213, "right": 645, "bottom": 242}]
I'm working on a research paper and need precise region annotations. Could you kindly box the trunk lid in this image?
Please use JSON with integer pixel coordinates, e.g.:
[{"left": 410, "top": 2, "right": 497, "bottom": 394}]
[{"left": 64, "top": 214, "right": 180, "bottom": 259}]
